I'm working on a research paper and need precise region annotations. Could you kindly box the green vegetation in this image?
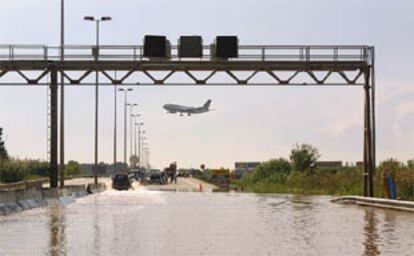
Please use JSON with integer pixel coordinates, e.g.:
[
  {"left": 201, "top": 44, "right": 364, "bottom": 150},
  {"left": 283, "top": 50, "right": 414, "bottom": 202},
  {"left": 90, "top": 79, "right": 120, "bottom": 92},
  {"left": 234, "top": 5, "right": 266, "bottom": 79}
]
[
  {"left": 235, "top": 144, "right": 414, "bottom": 201},
  {"left": 66, "top": 160, "right": 81, "bottom": 176},
  {"left": 0, "top": 159, "right": 49, "bottom": 183},
  {"left": 289, "top": 143, "right": 320, "bottom": 172}
]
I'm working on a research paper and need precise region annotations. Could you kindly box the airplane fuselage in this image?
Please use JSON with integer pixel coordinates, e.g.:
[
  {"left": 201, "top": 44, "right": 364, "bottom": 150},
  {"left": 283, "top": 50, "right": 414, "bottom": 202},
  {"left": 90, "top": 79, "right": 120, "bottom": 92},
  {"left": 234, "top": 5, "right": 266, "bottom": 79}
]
[{"left": 163, "top": 100, "right": 212, "bottom": 116}]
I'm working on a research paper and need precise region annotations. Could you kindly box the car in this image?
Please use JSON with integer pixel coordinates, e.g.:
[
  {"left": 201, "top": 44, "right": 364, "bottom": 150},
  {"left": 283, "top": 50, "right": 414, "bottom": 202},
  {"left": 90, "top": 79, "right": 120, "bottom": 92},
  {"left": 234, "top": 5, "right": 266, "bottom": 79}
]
[
  {"left": 112, "top": 173, "right": 132, "bottom": 191},
  {"left": 149, "top": 170, "right": 162, "bottom": 184}
]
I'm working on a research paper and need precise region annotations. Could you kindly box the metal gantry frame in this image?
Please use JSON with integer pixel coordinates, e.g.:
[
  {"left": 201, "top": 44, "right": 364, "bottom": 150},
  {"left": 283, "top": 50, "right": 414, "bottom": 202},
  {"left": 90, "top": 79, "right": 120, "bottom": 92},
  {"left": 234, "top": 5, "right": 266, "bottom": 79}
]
[{"left": 0, "top": 44, "right": 376, "bottom": 196}]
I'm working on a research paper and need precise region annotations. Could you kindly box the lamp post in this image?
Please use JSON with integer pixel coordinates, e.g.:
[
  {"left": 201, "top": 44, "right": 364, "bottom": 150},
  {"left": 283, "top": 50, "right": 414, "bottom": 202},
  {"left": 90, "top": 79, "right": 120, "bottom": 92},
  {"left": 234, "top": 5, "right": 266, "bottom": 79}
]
[
  {"left": 136, "top": 122, "right": 143, "bottom": 164},
  {"left": 127, "top": 104, "right": 138, "bottom": 163},
  {"left": 141, "top": 136, "right": 147, "bottom": 168},
  {"left": 84, "top": 15, "right": 112, "bottom": 184},
  {"left": 118, "top": 88, "right": 133, "bottom": 165},
  {"left": 142, "top": 144, "right": 149, "bottom": 168},
  {"left": 133, "top": 118, "right": 141, "bottom": 157},
  {"left": 144, "top": 148, "right": 150, "bottom": 169},
  {"left": 139, "top": 130, "right": 146, "bottom": 168}
]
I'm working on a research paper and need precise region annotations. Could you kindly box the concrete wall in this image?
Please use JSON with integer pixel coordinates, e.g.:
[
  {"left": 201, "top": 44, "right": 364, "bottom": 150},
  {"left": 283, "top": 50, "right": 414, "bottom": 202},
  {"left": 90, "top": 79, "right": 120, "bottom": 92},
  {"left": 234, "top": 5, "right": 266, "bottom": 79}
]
[{"left": 0, "top": 183, "right": 106, "bottom": 216}]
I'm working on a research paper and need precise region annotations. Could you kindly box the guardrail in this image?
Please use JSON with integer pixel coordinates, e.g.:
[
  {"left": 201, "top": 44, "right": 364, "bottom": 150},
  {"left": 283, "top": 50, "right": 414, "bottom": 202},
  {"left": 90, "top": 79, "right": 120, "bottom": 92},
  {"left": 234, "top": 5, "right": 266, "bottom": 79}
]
[
  {"left": 0, "top": 179, "right": 47, "bottom": 191},
  {"left": 0, "top": 44, "right": 372, "bottom": 63}
]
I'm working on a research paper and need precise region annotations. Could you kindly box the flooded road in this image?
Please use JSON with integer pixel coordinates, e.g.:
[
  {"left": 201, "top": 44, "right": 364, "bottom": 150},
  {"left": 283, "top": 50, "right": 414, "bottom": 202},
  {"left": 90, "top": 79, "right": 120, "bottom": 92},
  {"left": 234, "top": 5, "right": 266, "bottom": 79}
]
[{"left": 1, "top": 190, "right": 414, "bottom": 256}]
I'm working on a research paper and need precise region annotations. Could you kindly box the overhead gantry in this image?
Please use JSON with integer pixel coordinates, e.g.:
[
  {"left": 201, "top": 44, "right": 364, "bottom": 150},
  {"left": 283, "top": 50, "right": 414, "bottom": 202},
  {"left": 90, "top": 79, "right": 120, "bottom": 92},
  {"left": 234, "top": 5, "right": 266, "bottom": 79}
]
[{"left": 0, "top": 44, "right": 376, "bottom": 196}]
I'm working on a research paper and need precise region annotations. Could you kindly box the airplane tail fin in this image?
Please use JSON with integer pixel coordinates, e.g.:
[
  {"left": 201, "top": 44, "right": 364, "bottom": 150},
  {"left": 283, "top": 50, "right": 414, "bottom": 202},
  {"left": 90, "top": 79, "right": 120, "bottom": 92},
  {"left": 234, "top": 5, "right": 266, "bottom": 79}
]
[{"left": 203, "top": 99, "right": 212, "bottom": 110}]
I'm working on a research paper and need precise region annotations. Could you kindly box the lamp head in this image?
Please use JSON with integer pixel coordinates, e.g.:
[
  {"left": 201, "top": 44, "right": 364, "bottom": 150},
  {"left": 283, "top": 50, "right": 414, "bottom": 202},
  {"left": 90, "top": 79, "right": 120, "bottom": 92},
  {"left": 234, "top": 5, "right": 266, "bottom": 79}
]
[
  {"left": 101, "top": 16, "right": 112, "bottom": 21},
  {"left": 84, "top": 16, "right": 95, "bottom": 21}
]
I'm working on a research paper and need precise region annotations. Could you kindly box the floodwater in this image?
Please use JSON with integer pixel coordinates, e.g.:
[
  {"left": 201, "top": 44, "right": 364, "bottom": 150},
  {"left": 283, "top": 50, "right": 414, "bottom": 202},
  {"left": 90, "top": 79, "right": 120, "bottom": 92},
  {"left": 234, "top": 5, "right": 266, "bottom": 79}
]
[{"left": 1, "top": 190, "right": 414, "bottom": 256}]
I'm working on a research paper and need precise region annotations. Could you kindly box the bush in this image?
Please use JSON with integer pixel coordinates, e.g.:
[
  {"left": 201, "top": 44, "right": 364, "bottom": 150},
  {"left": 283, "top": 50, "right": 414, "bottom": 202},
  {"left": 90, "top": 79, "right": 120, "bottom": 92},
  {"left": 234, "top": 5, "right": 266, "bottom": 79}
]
[
  {"left": 289, "top": 143, "right": 321, "bottom": 172},
  {"left": 27, "top": 160, "right": 49, "bottom": 177},
  {"left": 0, "top": 160, "right": 29, "bottom": 183},
  {"left": 252, "top": 158, "right": 291, "bottom": 182},
  {"left": 66, "top": 160, "right": 81, "bottom": 176}
]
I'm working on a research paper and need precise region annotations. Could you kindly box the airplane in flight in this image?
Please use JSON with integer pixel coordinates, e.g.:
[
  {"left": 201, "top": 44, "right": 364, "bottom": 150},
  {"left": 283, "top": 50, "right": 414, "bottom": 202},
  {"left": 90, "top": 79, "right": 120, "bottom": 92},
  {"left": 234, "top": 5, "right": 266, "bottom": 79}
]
[{"left": 163, "top": 100, "right": 212, "bottom": 116}]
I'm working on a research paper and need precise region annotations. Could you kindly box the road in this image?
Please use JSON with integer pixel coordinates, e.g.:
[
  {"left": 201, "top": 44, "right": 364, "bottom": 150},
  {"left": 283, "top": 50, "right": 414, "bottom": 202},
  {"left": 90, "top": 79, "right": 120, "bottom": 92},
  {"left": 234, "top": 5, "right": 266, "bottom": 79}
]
[{"left": 141, "top": 177, "right": 217, "bottom": 192}]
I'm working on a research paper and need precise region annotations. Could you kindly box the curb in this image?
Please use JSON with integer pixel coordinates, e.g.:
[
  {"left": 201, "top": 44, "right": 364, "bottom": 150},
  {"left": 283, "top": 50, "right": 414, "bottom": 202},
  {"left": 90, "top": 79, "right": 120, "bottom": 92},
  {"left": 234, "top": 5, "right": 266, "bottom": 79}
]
[{"left": 332, "top": 196, "right": 414, "bottom": 213}]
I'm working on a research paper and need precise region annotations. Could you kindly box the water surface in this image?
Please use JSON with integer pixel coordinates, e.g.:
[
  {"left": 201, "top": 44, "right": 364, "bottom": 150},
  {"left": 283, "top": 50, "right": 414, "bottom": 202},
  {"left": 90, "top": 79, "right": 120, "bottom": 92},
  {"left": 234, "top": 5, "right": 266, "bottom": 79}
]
[{"left": 1, "top": 190, "right": 414, "bottom": 255}]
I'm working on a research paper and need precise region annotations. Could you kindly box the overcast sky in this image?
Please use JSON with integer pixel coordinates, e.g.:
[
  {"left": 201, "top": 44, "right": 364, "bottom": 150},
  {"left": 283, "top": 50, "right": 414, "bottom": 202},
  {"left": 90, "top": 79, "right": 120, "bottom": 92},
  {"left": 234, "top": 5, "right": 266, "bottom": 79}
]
[{"left": 0, "top": 0, "right": 413, "bottom": 169}]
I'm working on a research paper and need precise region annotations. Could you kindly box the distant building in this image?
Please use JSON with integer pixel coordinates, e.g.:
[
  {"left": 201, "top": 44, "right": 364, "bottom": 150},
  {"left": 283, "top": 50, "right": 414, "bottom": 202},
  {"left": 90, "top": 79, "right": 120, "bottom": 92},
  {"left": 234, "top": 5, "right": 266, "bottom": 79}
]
[
  {"left": 315, "top": 161, "right": 343, "bottom": 170},
  {"left": 234, "top": 162, "right": 261, "bottom": 179}
]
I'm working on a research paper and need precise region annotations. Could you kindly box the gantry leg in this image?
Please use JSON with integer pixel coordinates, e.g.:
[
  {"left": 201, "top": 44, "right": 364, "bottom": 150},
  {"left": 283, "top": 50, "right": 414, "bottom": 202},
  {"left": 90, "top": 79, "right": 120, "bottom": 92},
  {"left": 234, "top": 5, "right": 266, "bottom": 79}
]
[{"left": 49, "top": 66, "right": 58, "bottom": 188}]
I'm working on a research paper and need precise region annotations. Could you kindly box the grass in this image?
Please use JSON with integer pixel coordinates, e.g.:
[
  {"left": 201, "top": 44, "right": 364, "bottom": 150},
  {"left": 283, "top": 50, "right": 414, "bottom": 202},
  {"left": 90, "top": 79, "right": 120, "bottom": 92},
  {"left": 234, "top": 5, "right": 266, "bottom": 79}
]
[{"left": 235, "top": 167, "right": 414, "bottom": 201}]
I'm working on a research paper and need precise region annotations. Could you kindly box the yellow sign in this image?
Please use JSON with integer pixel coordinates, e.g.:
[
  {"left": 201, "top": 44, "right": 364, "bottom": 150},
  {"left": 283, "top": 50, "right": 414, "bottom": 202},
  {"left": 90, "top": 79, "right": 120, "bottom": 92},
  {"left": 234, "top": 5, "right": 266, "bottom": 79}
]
[{"left": 210, "top": 169, "right": 230, "bottom": 176}]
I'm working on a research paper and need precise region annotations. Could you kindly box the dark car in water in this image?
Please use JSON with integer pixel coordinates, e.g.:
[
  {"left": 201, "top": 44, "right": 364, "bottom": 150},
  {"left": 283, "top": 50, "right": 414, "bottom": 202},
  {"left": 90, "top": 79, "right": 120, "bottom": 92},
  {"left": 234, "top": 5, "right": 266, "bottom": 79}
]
[
  {"left": 112, "top": 173, "right": 132, "bottom": 191},
  {"left": 149, "top": 170, "right": 163, "bottom": 184}
]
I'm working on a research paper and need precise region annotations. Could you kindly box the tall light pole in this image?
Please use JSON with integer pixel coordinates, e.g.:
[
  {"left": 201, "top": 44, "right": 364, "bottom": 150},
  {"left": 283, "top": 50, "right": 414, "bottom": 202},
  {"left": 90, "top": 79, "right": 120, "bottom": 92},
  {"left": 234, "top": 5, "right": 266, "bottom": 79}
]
[
  {"left": 141, "top": 135, "right": 147, "bottom": 168},
  {"left": 142, "top": 143, "right": 149, "bottom": 168},
  {"left": 144, "top": 148, "right": 150, "bottom": 169},
  {"left": 59, "top": 0, "right": 65, "bottom": 188},
  {"left": 127, "top": 104, "right": 138, "bottom": 162},
  {"left": 138, "top": 128, "right": 145, "bottom": 168},
  {"left": 84, "top": 16, "right": 112, "bottom": 184},
  {"left": 136, "top": 122, "right": 143, "bottom": 164},
  {"left": 133, "top": 117, "right": 141, "bottom": 156},
  {"left": 118, "top": 88, "right": 133, "bottom": 166}
]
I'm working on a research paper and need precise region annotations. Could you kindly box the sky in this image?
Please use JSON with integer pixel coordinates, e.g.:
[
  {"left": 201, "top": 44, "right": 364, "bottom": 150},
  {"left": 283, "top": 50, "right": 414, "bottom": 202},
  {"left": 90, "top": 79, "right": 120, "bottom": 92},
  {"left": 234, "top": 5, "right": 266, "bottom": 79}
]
[{"left": 0, "top": 0, "right": 413, "bottom": 169}]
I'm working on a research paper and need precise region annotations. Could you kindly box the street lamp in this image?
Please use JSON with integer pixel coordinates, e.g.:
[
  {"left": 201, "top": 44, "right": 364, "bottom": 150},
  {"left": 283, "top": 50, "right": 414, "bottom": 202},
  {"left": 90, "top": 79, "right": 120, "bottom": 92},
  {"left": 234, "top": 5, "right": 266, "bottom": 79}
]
[
  {"left": 136, "top": 122, "right": 144, "bottom": 165},
  {"left": 118, "top": 88, "right": 133, "bottom": 165},
  {"left": 142, "top": 144, "right": 149, "bottom": 168},
  {"left": 127, "top": 104, "right": 138, "bottom": 162},
  {"left": 84, "top": 15, "right": 112, "bottom": 184},
  {"left": 140, "top": 132, "right": 146, "bottom": 168},
  {"left": 133, "top": 117, "right": 141, "bottom": 157},
  {"left": 141, "top": 136, "right": 147, "bottom": 168}
]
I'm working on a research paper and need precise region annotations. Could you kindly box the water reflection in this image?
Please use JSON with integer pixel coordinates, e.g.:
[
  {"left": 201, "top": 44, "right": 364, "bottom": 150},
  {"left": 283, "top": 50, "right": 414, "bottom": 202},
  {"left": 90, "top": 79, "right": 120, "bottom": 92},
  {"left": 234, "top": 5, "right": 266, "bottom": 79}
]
[
  {"left": 363, "top": 209, "right": 380, "bottom": 256},
  {"left": 291, "top": 196, "right": 317, "bottom": 253},
  {"left": 48, "top": 205, "right": 66, "bottom": 256},
  {"left": 93, "top": 196, "right": 101, "bottom": 256}
]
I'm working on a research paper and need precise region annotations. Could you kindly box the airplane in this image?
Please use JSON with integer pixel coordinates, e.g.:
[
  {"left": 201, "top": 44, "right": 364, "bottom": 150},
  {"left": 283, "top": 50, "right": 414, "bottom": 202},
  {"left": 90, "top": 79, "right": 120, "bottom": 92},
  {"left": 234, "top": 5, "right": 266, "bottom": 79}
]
[{"left": 163, "top": 100, "right": 212, "bottom": 116}]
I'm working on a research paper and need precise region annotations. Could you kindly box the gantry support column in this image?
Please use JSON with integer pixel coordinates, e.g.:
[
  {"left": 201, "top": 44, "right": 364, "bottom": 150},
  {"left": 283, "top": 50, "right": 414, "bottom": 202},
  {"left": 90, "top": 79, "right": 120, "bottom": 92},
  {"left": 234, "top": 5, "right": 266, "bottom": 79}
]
[
  {"left": 363, "top": 69, "right": 374, "bottom": 197},
  {"left": 49, "top": 66, "right": 59, "bottom": 188}
]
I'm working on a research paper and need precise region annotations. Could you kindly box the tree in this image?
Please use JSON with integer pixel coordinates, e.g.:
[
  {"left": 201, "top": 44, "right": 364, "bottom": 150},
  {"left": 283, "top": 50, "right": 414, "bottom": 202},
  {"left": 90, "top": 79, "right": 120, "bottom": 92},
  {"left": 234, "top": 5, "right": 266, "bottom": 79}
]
[
  {"left": 65, "top": 160, "right": 81, "bottom": 176},
  {"left": 378, "top": 158, "right": 404, "bottom": 174},
  {"left": 289, "top": 143, "right": 321, "bottom": 172},
  {"left": 0, "top": 128, "right": 8, "bottom": 160},
  {"left": 407, "top": 159, "right": 414, "bottom": 170}
]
